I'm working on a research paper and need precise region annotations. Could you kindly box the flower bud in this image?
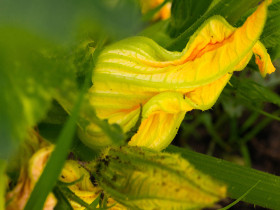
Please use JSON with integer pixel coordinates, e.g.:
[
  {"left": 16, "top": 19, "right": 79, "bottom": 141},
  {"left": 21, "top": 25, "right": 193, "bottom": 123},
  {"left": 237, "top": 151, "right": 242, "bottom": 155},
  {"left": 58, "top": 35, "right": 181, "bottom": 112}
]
[{"left": 93, "top": 146, "right": 226, "bottom": 209}]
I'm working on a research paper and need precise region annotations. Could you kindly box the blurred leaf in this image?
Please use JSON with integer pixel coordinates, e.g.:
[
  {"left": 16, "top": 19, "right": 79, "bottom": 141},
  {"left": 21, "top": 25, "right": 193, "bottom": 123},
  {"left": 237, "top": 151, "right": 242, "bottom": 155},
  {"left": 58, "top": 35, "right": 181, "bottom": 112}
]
[
  {"left": 169, "top": 0, "right": 212, "bottom": 37},
  {"left": 0, "top": 28, "right": 75, "bottom": 159},
  {"left": 55, "top": 39, "right": 126, "bottom": 149},
  {"left": 42, "top": 100, "right": 68, "bottom": 124},
  {"left": 139, "top": 20, "right": 172, "bottom": 46},
  {"left": 0, "top": 0, "right": 143, "bottom": 43},
  {"left": 142, "top": 0, "right": 170, "bottom": 22}
]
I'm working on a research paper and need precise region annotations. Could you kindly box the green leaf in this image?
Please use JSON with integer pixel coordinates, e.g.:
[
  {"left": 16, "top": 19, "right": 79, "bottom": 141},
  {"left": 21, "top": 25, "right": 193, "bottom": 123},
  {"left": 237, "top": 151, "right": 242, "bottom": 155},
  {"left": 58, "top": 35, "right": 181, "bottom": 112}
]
[
  {"left": 0, "top": 28, "right": 74, "bottom": 159},
  {"left": 261, "top": 1, "right": 280, "bottom": 49},
  {"left": 0, "top": 0, "right": 142, "bottom": 43},
  {"left": 169, "top": 0, "right": 212, "bottom": 37},
  {"left": 53, "top": 187, "right": 73, "bottom": 210},
  {"left": 56, "top": 183, "right": 93, "bottom": 209},
  {"left": 142, "top": 0, "right": 170, "bottom": 22},
  {"left": 229, "top": 76, "right": 280, "bottom": 107},
  {"left": 0, "top": 0, "right": 144, "bottom": 158},
  {"left": 220, "top": 181, "right": 260, "bottom": 210},
  {"left": 165, "top": 0, "right": 259, "bottom": 51},
  {"left": 139, "top": 20, "right": 172, "bottom": 47},
  {"left": 166, "top": 145, "right": 280, "bottom": 209},
  {"left": 88, "top": 194, "right": 100, "bottom": 209}
]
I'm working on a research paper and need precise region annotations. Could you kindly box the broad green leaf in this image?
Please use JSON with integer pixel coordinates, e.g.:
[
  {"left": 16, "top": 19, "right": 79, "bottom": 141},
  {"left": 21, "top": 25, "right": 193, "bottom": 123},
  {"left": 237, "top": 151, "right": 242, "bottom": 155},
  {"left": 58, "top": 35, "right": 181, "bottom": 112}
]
[
  {"left": 0, "top": 28, "right": 75, "bottom": 159},
  {"left": 165, "top": 0, "right": 259, "bottom": 51},
  {"left": 261, "top": 1, "right": 280, "bottom": 49},
  {"left": 0, "top": 0, "right": 143, "bottom": 158},
  {"left": 169, "top": 0, "right": 212, "bottom": 37},
  {"left": 220, "top": 181, "right": 260, "bottom": 210},
  {"left": 0, "top": 0, "right": 142, "bottom": 43},
  {"left": 166, "top": 145, "right": 280, "bottom": 209}
]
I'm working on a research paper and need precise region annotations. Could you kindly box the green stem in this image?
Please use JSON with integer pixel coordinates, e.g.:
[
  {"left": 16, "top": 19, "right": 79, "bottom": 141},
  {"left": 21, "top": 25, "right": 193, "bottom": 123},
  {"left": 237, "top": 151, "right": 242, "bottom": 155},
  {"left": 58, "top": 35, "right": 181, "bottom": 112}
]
[
  {"left": 240, "top": 117, "right": 272, "bottom": 144},
  {"left": 241, "top": 112, "right": 260, "bottom": 133},
  {"left": 0, "top": 159, "right": 7, "bottom": 210},
  {"left": 240, "top": 143, "right": 252, "bottom": 168}
]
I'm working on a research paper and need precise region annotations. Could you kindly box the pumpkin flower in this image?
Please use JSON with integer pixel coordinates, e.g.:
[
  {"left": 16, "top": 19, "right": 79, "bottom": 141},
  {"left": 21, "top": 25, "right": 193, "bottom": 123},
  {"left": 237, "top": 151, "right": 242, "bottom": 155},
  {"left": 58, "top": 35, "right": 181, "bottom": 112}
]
[
  {"left": 80, "top": 0, "right": 275, "bottom": 151},
  {"left": 6, "top": 146, "right": 57, "bottom": 210},
  {"left": 92, "top": 146, "right": 226, "bottom": 209},
  {"left": 139, "top": 0, "right": 171, "bottom": 20}
]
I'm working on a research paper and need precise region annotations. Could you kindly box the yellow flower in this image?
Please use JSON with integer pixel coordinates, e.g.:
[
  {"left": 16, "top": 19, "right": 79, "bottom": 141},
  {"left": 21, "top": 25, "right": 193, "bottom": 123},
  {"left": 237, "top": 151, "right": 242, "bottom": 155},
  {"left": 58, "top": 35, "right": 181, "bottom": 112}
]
[
  {"left": 139, "top": 0, "right": 171, "bottom": 20},
  {"left": 80, "top": 0, "right": 275, "bottom": 151},
  {"left": 60, "top": 160, "right": 100, "bottom": 209},
  {"left": 93, "top": 146, "right": 226, "bottom": 209},
  {"left": 6, "top": 146, "right": 57, "bottom": 210}
]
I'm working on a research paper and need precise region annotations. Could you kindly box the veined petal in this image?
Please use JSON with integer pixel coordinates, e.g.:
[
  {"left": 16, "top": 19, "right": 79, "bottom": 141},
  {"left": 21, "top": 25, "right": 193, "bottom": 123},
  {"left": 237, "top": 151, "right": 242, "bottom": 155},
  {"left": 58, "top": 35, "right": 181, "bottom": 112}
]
[
  {"left": 186, "top": 73, "right": 232, "bottom": 111},
  {"left": 93, "top": 0, "right": 269, "bottom": 91},
  {"left": 82, "top": 0, "right": 273, "bottom": 151},
  {"left": 129, "top": 91, "right": 193, "bottom": 150},
  {"left": 253, "top": 41, "right": 276, "bottom": 77},
  {"left": 129, "top": 111, "right": 186, "bottom": 150}
]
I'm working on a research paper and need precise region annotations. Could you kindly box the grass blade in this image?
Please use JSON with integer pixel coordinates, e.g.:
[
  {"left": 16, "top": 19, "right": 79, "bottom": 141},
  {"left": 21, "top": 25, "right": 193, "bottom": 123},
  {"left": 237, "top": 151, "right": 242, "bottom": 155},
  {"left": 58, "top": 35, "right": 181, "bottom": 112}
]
[
  {"left": 24, "top": 78, "right": 87, "bottom": 210},
  {"left": 0, "top": 160, "right": 7, "bottom": 210}
]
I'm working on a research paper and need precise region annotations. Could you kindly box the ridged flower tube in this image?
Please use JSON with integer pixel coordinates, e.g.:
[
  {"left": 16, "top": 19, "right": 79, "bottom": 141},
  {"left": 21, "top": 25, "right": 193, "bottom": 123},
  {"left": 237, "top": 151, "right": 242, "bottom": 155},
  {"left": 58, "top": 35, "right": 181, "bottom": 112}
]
[
  {"left": 91, "top": 146, "right": 226, "bottom": 209},
  {"left": 81, "top": 0, "right": 275, "bottom": 151}
]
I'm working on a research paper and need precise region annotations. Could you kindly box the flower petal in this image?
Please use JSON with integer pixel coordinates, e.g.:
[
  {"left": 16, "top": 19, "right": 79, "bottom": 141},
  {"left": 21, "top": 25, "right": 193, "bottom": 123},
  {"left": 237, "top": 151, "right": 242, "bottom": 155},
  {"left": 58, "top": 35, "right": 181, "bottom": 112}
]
[
  {"left": 253, "top": 41, "right": 276, "bottom": 77},
  {"left": 83, "top": 0, "right": 272, "bottom": 151},
  {"left": 128, "top": 92, "right": 192, "bottom": 150},
  {"left": 93, "top": 0, "right": 269, "bottom": 92}
]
